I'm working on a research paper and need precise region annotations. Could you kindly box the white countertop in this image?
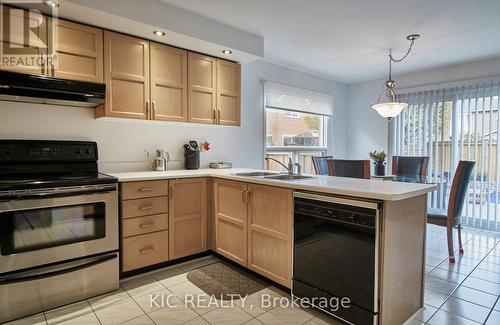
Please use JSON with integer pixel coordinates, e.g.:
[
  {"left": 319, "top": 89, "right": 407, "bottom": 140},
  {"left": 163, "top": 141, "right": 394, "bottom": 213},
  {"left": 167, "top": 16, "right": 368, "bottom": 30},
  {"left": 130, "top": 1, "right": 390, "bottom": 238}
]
[{"left": 107, "top": 168, "right": 437, "bottom": 201}]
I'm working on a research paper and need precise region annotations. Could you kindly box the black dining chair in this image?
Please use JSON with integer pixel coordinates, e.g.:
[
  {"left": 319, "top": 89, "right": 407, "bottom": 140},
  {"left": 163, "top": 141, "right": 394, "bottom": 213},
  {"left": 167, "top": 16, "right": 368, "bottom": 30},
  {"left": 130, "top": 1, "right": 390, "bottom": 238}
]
[
  {"left": 427, "top": 160, "right": 476, "bottom": 263},
  {"left": 311, "top": 156, "right": 333, "bottom": 175},
  {"left": 327, "top": 159, "right": 371, "bottom": 179},
  {"left": 392, "top": 156, "right": 429, "bottom": 176}
]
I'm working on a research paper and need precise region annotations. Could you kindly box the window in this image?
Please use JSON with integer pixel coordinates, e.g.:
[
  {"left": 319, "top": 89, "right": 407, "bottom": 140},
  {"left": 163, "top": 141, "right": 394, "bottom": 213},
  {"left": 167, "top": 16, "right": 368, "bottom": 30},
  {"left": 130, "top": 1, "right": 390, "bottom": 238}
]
[
  {"left": 393, "top": 82, "right": 500, "bottom": 231},
  {"left": 267, "top": 109, "right": 327, "bottom": 148},
  {"left": 264, "top": 82, "right": 333, "bottom": 173}
]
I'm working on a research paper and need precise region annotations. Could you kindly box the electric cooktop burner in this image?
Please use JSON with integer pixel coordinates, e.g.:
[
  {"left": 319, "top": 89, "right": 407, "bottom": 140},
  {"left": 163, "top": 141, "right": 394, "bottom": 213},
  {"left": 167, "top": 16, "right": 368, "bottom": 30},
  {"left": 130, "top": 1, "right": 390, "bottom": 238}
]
[{"left": 0, "top": 140, "right": 117, "bottom": 191}]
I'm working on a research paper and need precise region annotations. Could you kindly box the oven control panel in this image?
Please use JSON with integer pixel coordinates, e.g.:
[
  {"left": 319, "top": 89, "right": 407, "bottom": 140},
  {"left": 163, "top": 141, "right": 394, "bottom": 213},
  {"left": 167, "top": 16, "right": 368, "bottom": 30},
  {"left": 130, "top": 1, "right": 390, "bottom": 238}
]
[{"left": 0, "top": 140, "right": 97, "bottom": 162}]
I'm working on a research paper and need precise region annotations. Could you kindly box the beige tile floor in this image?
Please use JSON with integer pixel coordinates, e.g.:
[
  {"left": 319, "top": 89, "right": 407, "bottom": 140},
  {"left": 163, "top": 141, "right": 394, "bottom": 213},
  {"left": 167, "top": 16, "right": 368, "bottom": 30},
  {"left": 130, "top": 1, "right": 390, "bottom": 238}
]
[{"left": 5, "top": 224, "right": 500, "bottom": 325}]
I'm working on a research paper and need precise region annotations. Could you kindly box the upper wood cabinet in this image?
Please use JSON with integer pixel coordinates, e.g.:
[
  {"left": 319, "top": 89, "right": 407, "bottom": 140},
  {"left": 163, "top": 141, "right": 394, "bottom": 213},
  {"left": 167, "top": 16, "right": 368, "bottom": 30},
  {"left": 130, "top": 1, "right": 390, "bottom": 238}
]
[
  {"left": 0, "top": 9, "right": 104, "bottom": 82},
  {"left": 187, "top": 54, "right": 241, "bottom": 125},
  {"left": 247, "top": 184, "right": 293, "bottom": 287},
  {"left": 213, "top": 179, "right": 248, "bottom": 266},
  {"left": 100, "top": 31, "right": 150, "bottom": 119},
  {"left": 169, "top": 178, "right": 208, "bottom": 260},
  {"left": 217, "top": 59, "right": 241, "bottom": 126},
  {"left": 150, "top": 43, "right": 188, "bottom": 122},
  {"left": 188, "top": 53, "right": 217, "bottom": 124},
  {"left": 0, "top": 7, "right": 240, "bottom": 125},
  {"left": 0, "top": 7, "right": 47, "bottom": 75},
  {"left": 49, "top": 19, "right": 103, "bottom": 83}
]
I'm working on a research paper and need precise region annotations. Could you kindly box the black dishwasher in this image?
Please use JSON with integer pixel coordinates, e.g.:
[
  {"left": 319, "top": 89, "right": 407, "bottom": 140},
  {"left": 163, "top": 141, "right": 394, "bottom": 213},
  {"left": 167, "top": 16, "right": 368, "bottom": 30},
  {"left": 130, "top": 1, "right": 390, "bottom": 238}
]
[{"left": 292, "top": 192, "right": 380, "bottom": 325}]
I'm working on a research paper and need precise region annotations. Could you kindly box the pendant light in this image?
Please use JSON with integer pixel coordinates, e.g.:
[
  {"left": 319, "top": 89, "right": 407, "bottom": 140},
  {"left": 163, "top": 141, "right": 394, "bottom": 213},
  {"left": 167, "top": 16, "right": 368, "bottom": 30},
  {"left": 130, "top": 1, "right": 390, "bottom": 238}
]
[{"left": 372, "top": 34, "right": 420, "bottom": 120}]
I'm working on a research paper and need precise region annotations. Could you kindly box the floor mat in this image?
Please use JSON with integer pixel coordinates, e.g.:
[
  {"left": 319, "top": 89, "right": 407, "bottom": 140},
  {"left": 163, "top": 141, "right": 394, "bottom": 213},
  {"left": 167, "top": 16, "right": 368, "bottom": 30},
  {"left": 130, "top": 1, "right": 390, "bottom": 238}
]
[{"left": 186, "top": 261, "right": 268, "bottom": 299}]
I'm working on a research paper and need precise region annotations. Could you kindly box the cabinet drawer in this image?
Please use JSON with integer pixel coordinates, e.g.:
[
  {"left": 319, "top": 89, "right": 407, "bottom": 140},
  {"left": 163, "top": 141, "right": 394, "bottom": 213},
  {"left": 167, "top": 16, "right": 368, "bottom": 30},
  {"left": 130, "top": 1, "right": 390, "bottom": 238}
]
[
  {"left": 122, "top": 230, "right": 168, "bottom": 272},
  {"left": 122, "top": 213, "right": 168, "bottom": 237},
  {"left": 122, "top": 196, "right": 168, "bottom": 219},
  {"left": 121, "top": 180, "right": 169, "bottom": 200}
]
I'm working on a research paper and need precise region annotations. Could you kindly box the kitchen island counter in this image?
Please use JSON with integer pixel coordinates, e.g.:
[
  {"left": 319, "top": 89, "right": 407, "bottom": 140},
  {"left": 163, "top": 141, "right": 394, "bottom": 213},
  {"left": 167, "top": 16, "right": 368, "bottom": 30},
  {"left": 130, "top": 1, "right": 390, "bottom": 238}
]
[{"left": 109, "top": 167, "right": 434, "bottom": 325}]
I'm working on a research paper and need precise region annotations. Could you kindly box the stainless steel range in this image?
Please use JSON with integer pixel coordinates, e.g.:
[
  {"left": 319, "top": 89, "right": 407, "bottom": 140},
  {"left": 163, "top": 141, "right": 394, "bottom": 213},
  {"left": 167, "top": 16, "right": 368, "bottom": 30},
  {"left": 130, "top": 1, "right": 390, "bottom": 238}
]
[{"left": 0, "top": 140, "right": 119, "bottom": 323}]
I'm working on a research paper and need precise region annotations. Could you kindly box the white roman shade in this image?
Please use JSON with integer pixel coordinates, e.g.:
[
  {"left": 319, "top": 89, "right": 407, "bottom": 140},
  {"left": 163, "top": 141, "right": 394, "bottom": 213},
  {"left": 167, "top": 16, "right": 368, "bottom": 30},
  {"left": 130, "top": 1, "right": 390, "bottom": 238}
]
[{"left": 265, "top": 81, "right": 334, "bottom": 116}]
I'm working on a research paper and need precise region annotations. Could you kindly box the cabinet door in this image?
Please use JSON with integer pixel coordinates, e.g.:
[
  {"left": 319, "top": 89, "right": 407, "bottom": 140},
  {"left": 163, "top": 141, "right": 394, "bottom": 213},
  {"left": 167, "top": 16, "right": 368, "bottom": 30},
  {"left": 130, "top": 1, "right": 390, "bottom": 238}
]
[
  {"left": 217, "top": 59, "right": 240, "bottom": 126},
  {"left": 102, "top": 31, "right": 149, "bottom": 119},
  {"left": 150, "top": 43, "right": 187, "bottom": 121},
  {"left": 169, "top": 178, "right": 207, "bottom": 259},
  {"left": 213, "top": 179, "right": 247, "bottom": 266},
  {"left": 50, "top": 19, "right": 103, "bottom": 83},
  {"left": 247, "top": 184, "right": 293, "bottom": 287},
  {"left": 188, "top": 53, "right": 217, "bottom": 124},
  {"left": 0, "top": 7, "right": 47, "bottom": 75}
]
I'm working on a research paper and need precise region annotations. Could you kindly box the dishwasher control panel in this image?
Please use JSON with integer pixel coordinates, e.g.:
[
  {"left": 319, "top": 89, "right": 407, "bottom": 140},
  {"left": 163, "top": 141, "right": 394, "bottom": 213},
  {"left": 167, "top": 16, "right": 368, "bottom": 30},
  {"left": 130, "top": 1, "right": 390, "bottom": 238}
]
[{"left": 294, "top": 195, "right": 377, "bottom": 228}]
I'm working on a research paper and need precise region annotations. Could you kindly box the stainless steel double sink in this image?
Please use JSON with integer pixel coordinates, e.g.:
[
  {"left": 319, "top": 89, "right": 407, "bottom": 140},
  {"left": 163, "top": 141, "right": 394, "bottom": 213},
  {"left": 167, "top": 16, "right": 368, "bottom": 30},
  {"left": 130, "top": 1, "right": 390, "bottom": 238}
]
[{"left": 233, "top": 171, "right": 316, "bottom": 180}]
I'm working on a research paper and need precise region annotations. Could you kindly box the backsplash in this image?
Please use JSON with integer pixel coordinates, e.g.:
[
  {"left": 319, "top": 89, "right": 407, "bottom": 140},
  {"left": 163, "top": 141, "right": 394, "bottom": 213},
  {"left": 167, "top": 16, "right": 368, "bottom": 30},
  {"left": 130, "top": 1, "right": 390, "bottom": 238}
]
[{"left": 0, "top": 101, "right": 261, "bottom": 173}]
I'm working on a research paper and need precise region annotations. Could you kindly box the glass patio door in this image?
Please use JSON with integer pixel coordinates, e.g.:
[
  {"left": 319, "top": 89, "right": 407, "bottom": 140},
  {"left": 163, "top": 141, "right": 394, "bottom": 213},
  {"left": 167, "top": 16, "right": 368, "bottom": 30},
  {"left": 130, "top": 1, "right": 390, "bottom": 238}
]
[{"left": 393, "top": 82, "right": 500, "bottom": 231}]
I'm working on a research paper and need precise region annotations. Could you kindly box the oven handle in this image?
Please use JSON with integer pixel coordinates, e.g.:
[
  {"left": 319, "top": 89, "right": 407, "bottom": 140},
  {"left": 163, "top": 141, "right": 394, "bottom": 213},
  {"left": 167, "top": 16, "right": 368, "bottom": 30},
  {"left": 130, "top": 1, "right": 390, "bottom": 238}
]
[{"left": 0, "top": 253, "right": 117, "bottom": 285}]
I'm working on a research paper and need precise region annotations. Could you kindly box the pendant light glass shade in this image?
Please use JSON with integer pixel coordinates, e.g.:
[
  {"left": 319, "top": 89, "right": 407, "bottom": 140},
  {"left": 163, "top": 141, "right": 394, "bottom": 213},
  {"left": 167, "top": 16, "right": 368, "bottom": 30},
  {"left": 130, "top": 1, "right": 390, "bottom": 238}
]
[
  {"left": 372, "top": 102, "right": 408, "bottom": 119},
  {"left": 372, "top": 79, "right": 407, "bottom": 120}
]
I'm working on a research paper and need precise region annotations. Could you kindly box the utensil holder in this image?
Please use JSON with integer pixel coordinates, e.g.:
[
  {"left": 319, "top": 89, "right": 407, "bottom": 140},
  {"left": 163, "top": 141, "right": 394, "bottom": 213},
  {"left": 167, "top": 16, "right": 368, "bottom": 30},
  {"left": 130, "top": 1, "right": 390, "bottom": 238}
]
[{"left": 185, "top": 150, "right": 200, "bottom": 170}]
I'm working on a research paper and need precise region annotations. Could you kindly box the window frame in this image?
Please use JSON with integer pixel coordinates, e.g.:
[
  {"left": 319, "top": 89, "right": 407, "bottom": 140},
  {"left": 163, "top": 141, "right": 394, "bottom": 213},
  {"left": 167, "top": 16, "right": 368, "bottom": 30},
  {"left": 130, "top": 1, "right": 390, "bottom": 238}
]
[{"left": 262, "top": 82, "right": 333, "bottom": 172}]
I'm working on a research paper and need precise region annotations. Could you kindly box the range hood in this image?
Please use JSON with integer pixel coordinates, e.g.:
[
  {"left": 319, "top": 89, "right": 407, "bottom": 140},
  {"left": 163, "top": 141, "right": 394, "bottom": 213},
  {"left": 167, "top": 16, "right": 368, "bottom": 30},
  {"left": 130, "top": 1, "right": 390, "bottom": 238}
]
[{"left": 0, "top": 71, "right": 105, "bottom": 108}]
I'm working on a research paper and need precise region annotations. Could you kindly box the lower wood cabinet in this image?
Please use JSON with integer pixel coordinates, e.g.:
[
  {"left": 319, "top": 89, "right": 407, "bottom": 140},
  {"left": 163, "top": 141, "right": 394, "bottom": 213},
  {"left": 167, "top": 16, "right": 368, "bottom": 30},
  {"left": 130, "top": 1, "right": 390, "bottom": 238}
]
[
  {"left": 213, "top": 179, "right": 248, "bottom": 266},
  {"left": 119, "top": 177, "right": 292, "bottom": 287},
  {"left": 212, "top": 180, "right": 293, "bottom": 287},
  {"left": 247, "top": 184, "right": 293, "bottom": 287},
  {"left": 169, "top": 178, "right": 208, "bottom": 259},
  {"left": 120, "top": 180, "right": 169, "bottom": 273}
]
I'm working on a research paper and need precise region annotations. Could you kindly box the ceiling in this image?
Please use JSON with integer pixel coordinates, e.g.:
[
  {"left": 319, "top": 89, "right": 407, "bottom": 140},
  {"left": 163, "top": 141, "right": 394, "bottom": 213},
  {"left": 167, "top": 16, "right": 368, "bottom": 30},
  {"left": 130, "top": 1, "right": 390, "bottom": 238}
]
[{"left": 160, "top": 0, "right": 500, "bottom": 83}]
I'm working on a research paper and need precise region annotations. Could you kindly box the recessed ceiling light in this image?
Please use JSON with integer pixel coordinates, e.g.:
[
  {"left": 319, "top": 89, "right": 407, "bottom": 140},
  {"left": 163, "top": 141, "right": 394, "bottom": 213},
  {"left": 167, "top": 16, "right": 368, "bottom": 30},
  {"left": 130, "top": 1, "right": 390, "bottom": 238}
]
[
  {"left": 222, "top": 49, "right": 232, "bottom": 55},
  {"left": 44, "top": 0, "right": 59, "bottom": 7},
  {"left": 153, "top": 30, "right": 165, "bottom": 36}
]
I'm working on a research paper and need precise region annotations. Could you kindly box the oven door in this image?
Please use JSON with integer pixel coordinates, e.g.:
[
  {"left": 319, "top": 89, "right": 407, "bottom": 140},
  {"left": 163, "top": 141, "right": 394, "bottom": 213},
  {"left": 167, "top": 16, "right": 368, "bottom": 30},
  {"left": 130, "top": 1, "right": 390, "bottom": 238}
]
[{"left": 0, "top": 184, "right": 118, "bottom": 274}]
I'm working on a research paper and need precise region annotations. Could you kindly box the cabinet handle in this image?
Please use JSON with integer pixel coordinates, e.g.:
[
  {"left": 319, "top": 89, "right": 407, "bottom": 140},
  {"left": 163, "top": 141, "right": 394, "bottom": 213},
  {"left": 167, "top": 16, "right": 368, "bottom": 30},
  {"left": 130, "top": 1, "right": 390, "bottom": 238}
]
[
  {"left": 169, "top": 186, "right": 174, "bottom": 199},
  {"left": 139, "top": 222, "right": 155, "bottom": 229},
  {"left": 217, "top": 108, "right": 221, "bottom": 124},
  {"left": 146, "top": 101, "right": 150, "bottom": 119},
  {"left": 138, "top": 188, "right": 153, "bottom": 192},
  {"left": 241, "top": 190, "right": 247, "bottom": 204},
  {"left": 152, "top": 101, "right": 156, "bottom": 119},
  {"left": 49, "top": 62, "right": 55, "bottom": 77},
  {"left": 213, "top": 108, "right": 217, "bottom": 122},
  {"left": 139, "top": 246, "right": 154, "bottom": 254},
  {"left": 246, "top": 190, "right": 252, "bottom": 204},
  {"left": 139, "top": 205, "right": 153, "bottom": 211}
]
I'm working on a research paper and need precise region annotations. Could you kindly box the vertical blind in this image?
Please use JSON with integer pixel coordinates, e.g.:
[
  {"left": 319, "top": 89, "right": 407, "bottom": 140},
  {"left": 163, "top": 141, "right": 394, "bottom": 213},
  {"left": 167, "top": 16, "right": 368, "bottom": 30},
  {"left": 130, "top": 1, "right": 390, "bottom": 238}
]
[{"left": 393, "top": 82, "right": 500, "bottom": 231}]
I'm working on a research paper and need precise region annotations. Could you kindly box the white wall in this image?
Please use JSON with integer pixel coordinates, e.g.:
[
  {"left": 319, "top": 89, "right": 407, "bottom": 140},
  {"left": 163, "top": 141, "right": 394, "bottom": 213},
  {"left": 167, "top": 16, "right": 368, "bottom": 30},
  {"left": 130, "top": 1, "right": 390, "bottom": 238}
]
[
  {"left": 346, "top": 57, "right": 500, "bottom": 159},
  {"left": 0, "top": 60, "right": 347, "bottom": 173}
]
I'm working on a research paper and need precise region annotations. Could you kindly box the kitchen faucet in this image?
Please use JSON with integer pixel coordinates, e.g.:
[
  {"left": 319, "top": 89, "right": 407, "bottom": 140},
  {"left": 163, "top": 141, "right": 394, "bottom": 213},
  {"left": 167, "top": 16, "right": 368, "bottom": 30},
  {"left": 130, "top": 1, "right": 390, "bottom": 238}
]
[{"left": 265, "top": 157, "right": 302, "bottom": 175}]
